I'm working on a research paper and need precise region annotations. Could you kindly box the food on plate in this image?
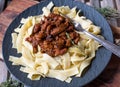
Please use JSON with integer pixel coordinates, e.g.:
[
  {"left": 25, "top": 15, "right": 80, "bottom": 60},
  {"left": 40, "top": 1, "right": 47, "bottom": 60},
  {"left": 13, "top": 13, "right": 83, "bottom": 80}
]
[
  {"left": 26, "top": 13, "right": 80, "bottom": 57},
  {"left": 9, "top": 2, "right": 102, "bottom": 83}
]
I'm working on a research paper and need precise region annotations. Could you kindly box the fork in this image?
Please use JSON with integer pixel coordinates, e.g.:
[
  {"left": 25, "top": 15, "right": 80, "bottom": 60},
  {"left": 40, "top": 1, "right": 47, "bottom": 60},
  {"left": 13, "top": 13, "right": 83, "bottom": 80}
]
[
  {"left": 60, "top": 12, "right": 120, "bottom": 57},
  {"left": 74, "top": 22, "right": 120, "bottom": 57}
]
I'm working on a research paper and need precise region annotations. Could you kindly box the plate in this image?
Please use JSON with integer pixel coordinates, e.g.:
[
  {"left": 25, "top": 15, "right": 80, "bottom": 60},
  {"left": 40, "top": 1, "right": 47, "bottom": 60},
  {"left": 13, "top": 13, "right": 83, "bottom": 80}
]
[{"left": 2, "top": 0, "right": 113, "bottom": 87}]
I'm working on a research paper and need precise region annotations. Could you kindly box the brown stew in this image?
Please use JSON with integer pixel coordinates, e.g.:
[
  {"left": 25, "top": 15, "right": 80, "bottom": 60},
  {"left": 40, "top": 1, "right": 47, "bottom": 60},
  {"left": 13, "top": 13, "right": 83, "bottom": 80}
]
[{"left": 26, "top": 13, "right": 80, "bottom": 57}]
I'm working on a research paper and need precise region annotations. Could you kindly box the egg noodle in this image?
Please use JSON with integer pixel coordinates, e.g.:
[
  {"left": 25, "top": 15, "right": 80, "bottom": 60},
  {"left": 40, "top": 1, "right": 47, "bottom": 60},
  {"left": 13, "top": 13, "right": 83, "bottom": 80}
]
[{"left": 9, "top": 2, "right": 102, "bottom": 83}]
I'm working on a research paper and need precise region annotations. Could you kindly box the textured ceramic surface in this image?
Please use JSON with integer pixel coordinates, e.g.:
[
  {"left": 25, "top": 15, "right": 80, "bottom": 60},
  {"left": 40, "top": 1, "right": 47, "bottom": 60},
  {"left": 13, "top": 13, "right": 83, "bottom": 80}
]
[{"left": 2, "top": 0, "right": 113, "bottom": 87}]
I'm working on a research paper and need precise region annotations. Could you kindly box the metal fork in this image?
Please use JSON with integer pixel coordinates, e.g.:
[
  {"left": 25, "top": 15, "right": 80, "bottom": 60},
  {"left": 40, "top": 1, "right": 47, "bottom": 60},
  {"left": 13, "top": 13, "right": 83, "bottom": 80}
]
[
  {"left": 74, "top": 22, "right": 120, "bottom": 57},
  {"left": 60, "top": 12, "right": 120, "bottom": 57}
]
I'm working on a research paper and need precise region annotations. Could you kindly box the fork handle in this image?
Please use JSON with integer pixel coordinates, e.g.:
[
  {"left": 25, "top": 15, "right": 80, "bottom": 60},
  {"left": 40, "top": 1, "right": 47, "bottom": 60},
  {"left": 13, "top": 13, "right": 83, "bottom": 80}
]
[{"left": 83, "top": 30, "right": 120, "bottom": 57}]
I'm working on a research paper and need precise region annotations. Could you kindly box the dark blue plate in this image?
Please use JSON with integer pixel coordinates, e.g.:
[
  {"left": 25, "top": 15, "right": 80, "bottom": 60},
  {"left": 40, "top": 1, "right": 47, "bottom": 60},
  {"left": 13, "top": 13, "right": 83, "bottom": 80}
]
[{"left": 2, "top": 0, "right": 113, "bottom": 87}]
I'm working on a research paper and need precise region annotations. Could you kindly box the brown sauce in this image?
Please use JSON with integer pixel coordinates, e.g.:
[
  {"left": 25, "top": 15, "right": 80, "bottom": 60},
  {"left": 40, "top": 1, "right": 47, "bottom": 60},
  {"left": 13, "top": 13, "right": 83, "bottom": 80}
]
[{"left": 26, "top": 13, "right": 80, "bottom": 57}]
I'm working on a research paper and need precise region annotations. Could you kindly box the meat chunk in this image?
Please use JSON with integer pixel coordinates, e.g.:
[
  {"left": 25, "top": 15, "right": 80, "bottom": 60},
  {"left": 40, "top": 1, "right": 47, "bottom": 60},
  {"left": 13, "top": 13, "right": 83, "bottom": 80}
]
[
  {"left": 66, "top": 39, "right": 72, "bottom": 47},
  {"left": 33, "top": 23, "right": 41, "bottom": 33}
]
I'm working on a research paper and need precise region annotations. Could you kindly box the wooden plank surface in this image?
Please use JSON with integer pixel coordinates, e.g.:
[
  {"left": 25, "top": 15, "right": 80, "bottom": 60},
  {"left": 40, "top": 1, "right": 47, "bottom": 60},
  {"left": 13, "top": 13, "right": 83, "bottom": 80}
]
[
  {"left": 115, "top": 0, "right": 120, "bottom": 11},
  {"left": 89, "top": 0, "right": 101, "bottom": 7},
  {"left": 0, "top": 0, "right": 5, "bottom": 13},
  {"left": 101, "top": 0, "right": 115, "bottom": 8},
  {"left": 0, "top": 60, "right": 7, "bottom": 83},
  {"left": 0, "top": 0, "right": 120, "bottom": 87}
]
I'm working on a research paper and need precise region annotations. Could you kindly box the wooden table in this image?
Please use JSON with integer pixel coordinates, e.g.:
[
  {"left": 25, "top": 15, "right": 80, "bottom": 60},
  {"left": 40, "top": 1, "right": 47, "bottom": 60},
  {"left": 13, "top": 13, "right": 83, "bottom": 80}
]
[{"left": 0, "top": 0, "right": 120, "bottom": 87}]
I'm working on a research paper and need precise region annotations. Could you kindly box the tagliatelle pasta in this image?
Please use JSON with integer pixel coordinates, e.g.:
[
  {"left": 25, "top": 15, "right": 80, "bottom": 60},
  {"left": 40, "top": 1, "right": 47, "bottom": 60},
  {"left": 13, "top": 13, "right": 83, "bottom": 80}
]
[{"left": 9, "top": 2, "right": 102, "bottom": 83}]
